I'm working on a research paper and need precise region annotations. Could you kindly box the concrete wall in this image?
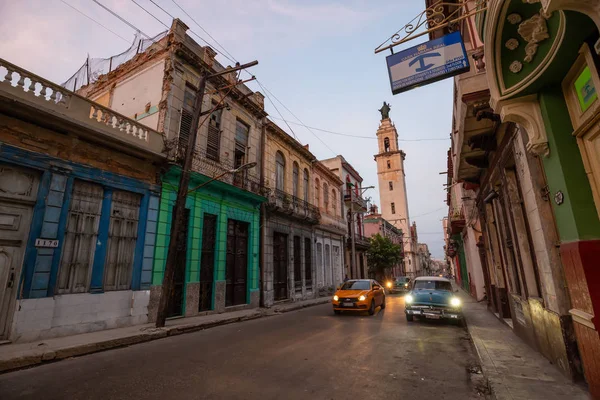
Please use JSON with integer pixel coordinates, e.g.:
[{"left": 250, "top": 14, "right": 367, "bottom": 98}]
[{"left": 10, "top": 290, "right": 149, "bottom": 342}]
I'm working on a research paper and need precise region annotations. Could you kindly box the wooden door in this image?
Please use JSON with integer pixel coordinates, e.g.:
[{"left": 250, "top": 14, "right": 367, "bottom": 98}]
[
  {"left": 272, "top": 232, "right": 288, "bottom": 301},
  {"left": 226, "top": 220, "right": 248, "bottom": 307},
  {"left": 168, "top": 208, "right": 189, "bottom": 317},
  {"left": 199, "top": 214, "right": 217, "bottom": 312},
  {"left": 0, "top": 164, "right": 39, "bottom": 340}
]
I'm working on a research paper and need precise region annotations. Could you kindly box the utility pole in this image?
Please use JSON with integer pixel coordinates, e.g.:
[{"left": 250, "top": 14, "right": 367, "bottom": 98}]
[{"left": 155, "top": 60, "right": 258, "bottom": 328}]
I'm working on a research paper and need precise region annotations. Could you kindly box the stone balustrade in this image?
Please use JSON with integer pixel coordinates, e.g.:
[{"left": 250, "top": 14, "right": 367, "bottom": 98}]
[{"left": 0, "top": 58, "right": 164, "bottom": 157}]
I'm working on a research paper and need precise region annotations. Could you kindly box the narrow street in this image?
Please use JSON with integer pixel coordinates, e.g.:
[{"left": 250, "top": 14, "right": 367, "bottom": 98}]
[{"left": 0, "top": 295, "right": 485, "bottom": 400}]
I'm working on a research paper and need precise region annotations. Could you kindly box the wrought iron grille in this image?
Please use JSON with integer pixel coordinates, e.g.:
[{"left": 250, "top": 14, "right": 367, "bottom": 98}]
[
  {"left": 268, "top": 189, "right": 320, "bottom": 222},
  {"left": 163, "top": 137, "right": 267, "bottom": 197}
]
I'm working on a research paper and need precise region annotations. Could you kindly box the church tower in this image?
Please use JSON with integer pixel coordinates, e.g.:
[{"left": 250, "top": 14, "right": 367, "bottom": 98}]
[{"left": 374, "top": 103, "right": 417, "bottom": 276}]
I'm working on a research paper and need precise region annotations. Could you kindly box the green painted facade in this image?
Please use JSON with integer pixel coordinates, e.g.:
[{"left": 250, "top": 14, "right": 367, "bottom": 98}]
[
  {"left": 538, "top": 87, "right": 600, "bottom": 242},
  {"left": 152, "top": 167, "right": 264, "bottom": 309},
  {"left": 452, "top": 234, "right": 469, "bottom": 292}
]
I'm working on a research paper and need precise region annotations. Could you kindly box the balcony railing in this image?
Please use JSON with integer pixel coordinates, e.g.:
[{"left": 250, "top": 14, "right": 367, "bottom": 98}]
[
  {"left": 267, "top": 189, "right": 320, "bottom": 223},
  {"left": 0, "top": 58, "right": 164, "bottom": 157},
  {"left": 163, "top": 138, "right": 267, "bottom": 197},
  {"left": 344, "top": 190, "right": 368, "bottom": 212},
  {"left": 347, "top": 234, "right": 371, "bottom": 249}
]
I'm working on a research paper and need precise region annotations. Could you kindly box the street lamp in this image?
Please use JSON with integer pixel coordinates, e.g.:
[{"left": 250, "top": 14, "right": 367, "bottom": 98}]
[{"left": 187, "top": 162, "right": 257, "bottom": 194}]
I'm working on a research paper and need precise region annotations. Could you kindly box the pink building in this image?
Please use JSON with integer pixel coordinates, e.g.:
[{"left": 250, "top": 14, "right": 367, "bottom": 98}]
[{"left": 363, "top": 206, "right": 404, "bottom": 278}]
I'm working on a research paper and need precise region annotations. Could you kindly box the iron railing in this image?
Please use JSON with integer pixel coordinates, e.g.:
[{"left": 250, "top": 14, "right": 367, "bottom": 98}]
[
  {"left": 163, "top": 138, "right": 267, "bottom": 197},
  {"left": 268, "top": 189, "right": 320, "bottom": 222}
]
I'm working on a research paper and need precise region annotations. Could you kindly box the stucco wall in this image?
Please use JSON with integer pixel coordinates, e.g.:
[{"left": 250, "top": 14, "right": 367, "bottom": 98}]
[{"left": 11, "top": 290, "right": 149, "bottom": 342}]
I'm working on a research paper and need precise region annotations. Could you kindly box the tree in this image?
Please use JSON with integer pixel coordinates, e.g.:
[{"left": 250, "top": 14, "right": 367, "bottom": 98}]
[{"left": 366, "top": 234, "right": 403, "bottom": 280}]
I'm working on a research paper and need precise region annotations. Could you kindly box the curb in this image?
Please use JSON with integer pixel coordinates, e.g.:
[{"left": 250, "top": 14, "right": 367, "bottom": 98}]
[{"left": 0, "top": 299, "right": 329, "bottom": 374}]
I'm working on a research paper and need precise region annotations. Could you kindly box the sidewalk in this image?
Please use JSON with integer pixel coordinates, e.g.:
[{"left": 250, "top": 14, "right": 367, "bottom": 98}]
[
  {"left": 0, "top": 297, "right": 330, "bottom": 373},
  {"left": 458, "top": 289, "right": 589, "bottom": 400}
]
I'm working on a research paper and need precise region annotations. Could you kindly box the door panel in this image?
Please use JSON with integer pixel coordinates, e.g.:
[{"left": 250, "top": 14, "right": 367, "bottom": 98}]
[
  {"left": 199, "top": 214, "right": 217, "bottom": 312},
  {"left": 226, "top": 220, "right": 248, "bottom": 307},
  {"left": 272, "top": 232, "right": 288, "bottom": 301},
  {"left": 168, "top": 208, "right": 189, "bottom": 317},
  {"left": 0, "top": 202, "right": 35, "bottom": 339}
]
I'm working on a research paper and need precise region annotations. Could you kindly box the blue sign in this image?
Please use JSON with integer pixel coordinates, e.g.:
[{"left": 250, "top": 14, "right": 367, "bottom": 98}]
[{"left": 386, "top": 31, "right": 470, "bottom": 95}]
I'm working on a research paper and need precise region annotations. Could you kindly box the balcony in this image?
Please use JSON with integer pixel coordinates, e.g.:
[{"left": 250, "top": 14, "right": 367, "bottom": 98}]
[
  {"left": 344, "top": 190, "right": 368, "bottom": 212},
  {"left": 449, "top": 205, "right": 466, "bottom": 235},
  {"left": 266, "top": 189, "right": 320, "bottom": 224},
  {"left": 347, "top": 234, "right": 371, "bottom": 250},
  {"left": 0, "top": 58, "right": 165, "bottom": 159},
  {"left": 163, "top": 138, "right": 267, "bottom": 198}
]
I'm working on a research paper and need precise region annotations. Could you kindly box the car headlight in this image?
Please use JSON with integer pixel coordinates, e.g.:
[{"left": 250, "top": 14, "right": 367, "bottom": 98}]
[
  {"left": 333, "top": 295, "right": 339, "bottom": 301},
  {"left": 386, "top": 282, "right": 392, "bottom": 288},
  {"left": 358, "top": 295, "right": 366, "bottom": 301},
  {"left": 405, "top": 295, "right": 413, "bottom": 303},
  {"left": 450, "top": 297, "right": 461, "bottom": 307},
  {"left": 404, "top": 283, "right": 408, "bottom": 287}
]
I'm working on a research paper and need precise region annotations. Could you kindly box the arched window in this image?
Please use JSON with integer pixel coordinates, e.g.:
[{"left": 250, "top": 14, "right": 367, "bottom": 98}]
[
  {"left": 292, "top": 161, "right": 299, "bottom": 197},
  {"left": 315, "top": 178, "right": 320, "bottom": 208},
  {"left": 276, "top": 151, "right": 285, "bottom": 191},
  {"left": 323, "top": 183, "right": 329, "bottom": 211},
  {"left": 331, "top": 189, "right": 337, "bottom": 216},
  {"left": 384, "top": 137, "right": 390, "bottom": 152},
  {"left": 303, "top": 169, "right": 309, "bottom": 201}
]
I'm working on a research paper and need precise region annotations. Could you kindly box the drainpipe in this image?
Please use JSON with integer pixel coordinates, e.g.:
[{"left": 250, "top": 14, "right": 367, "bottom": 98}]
[{"left": 259, "top": 118, "right": 267, "bottom": 307}]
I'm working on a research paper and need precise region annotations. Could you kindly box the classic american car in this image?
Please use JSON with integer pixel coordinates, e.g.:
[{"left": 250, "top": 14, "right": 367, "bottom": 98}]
[
  {"left": 404, "top": 276, "right": 463, "bottom": 324},
  {"left": 388, "top": 276, "right": 411, "bottom": 293}
]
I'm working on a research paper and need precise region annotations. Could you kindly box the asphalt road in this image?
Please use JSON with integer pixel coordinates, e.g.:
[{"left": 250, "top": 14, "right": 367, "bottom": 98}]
[{"left": 0, "top": 294, "right": 487, "bottom": 400}]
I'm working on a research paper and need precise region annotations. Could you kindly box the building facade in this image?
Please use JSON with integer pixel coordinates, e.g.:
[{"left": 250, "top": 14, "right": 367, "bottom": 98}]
[
  {"left": 363, "top": 207, "right": 404, "bottom": 278},
  {"left": 320, "top": 156, "right": 369, "bottom": 280},
  {"left": 313, "top": 160, "right": 346, "bottom": 296},
  {"left": 78, "top": 19, "right": 267, "bottom": 319},
  {"left": 0, "top": 58, "right": 165, "bottom": 342},
  {"left": 373, "top": 114, "right": 417, "bottom": 276},
  {"left": 261, "top": 121, "right": 320, "bottom": 307},
  {"left": 439, "top": 0, "right": 600, "bottom": 394},
  {"left": 416, "top": 243, "right": 432, "bottom": 277}
]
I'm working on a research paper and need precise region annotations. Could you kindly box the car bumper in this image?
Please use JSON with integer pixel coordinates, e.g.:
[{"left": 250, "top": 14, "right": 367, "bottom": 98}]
[
  {"left": 405, "top": 307, "right": 463, "bottom": 320},
  {"left": 332, "top": 301, "right": 369, "bottom": 311}
]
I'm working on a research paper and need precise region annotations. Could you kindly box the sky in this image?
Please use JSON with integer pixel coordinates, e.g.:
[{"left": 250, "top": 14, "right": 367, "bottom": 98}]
[{"left": 0, "top": 0, "right": 453, "bottom": 258}]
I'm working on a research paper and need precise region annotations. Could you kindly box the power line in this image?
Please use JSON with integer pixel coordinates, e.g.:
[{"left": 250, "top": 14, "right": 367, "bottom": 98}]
[
  {"left": 269, "top": 116, "right": 451, "bottom": 141},
  {"left": 411, "top": 207, "right": 447, "bottom": 219},
  {"left": 169, "top": 0, "right": 239, "bottom": 64},
  {"left": 130, "top": 0, "right": 170, "bottom": 29},
  {"left": 255, "top": 80, "right": 298, "bottom": 141},
  {"left": 93, "top": 0, "right": 153, "bottom": 39},
  {"left": 59, "top": 0, "right": 131, "bottom": 44},
  {"left": 257, "top": 80, "right": 337, "bottom": 156}
]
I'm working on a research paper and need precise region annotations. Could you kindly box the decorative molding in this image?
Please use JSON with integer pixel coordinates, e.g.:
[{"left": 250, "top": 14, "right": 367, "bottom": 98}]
[
  {"left": 496, "top": 95, "right": 550, "bottom": 158},
  {"left": 518, "top": 12, "right": 551, "bottom": 63},
  {"left": 569, "top": 308, "right": 596, "bottom": 330},
  {"left": 507, "top": 13, "right": 522, "bottom": 25},
  {"left": 505, "top": 38, "right": 519, "bottom": 50},
  {"left": 510, "top": 60, "right": 523, "bottom": 73}
]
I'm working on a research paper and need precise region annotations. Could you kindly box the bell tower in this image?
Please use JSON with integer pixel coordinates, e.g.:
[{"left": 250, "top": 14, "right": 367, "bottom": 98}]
[{"left": 374, "top": 102, "right": 416, "bottom": 276}]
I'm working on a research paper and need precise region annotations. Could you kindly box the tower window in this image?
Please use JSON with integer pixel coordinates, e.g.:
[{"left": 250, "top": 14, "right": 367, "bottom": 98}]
[
  {"left": 384, "top": 137, "right": 390, "bottom": 152},
  {"left": 387, "top": 160, "right": 391, "bottom": 169},
  {"left": 389, "top": 182, "right": 393, "bottom": 191},
  {"left": 391, "top": 202, "right": 396, "bottom": 214}
]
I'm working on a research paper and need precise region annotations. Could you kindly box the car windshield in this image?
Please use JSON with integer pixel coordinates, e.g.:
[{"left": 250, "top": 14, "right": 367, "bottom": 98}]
[
  {"left": 413, "top": 280, "right": 453, "bottom": 291},
  {"left": 396, "top": 277, "right": 409, "bottom": 283},
  {"left": 340, "top": 281, "right": 370, "bottom": 290}
]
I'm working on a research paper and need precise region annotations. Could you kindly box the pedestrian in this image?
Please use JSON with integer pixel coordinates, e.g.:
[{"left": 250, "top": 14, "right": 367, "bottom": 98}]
[{"left": 344, "top": 275, "right": 349, "bottom": 282}]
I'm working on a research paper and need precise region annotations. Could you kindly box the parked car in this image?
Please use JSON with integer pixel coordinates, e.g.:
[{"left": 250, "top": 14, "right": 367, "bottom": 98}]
[
  {"left": 404, "top": 276, "right": 463, "bottom": 324},
  {"left": 332, "top": 279, "right": 386, "bottom": 316}
]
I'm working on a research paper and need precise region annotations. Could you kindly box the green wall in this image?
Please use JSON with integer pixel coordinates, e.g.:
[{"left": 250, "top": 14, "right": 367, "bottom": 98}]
[
  {"left": 539, "top": 86, "right": 600, "bottom": 242},
  {"left": 152, "top": 168, "right": 263, "bottom": 301}
]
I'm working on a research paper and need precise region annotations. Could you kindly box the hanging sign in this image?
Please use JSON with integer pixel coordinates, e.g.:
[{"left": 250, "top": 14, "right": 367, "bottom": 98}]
[{"left": 386, "top": 31, "right": 470, "bottom": 95}]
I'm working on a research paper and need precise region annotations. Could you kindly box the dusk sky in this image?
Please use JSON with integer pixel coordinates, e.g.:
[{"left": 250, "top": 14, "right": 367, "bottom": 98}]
[{"left": 0, "top": 0, "right": 453, "bottom": 258}]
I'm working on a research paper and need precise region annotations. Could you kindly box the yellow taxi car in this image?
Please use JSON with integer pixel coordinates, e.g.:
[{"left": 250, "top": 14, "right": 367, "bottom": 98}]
[{"left": 332, "top": 279, "right": 386, "bottom": 316}]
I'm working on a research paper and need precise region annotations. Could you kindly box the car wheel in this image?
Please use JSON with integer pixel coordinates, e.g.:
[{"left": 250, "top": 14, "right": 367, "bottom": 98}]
[
  {"left": 368, "top": 300, "right": 375, "bottom": 315},
  {"left": 334, "top": 310, "right": 341, "bottom": 315},
  {"left": 380, "top": 296, "right": 386, "bottom": 309},
  {"left": 406, "top": 314, "right": 414, "bottom": 322}
]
